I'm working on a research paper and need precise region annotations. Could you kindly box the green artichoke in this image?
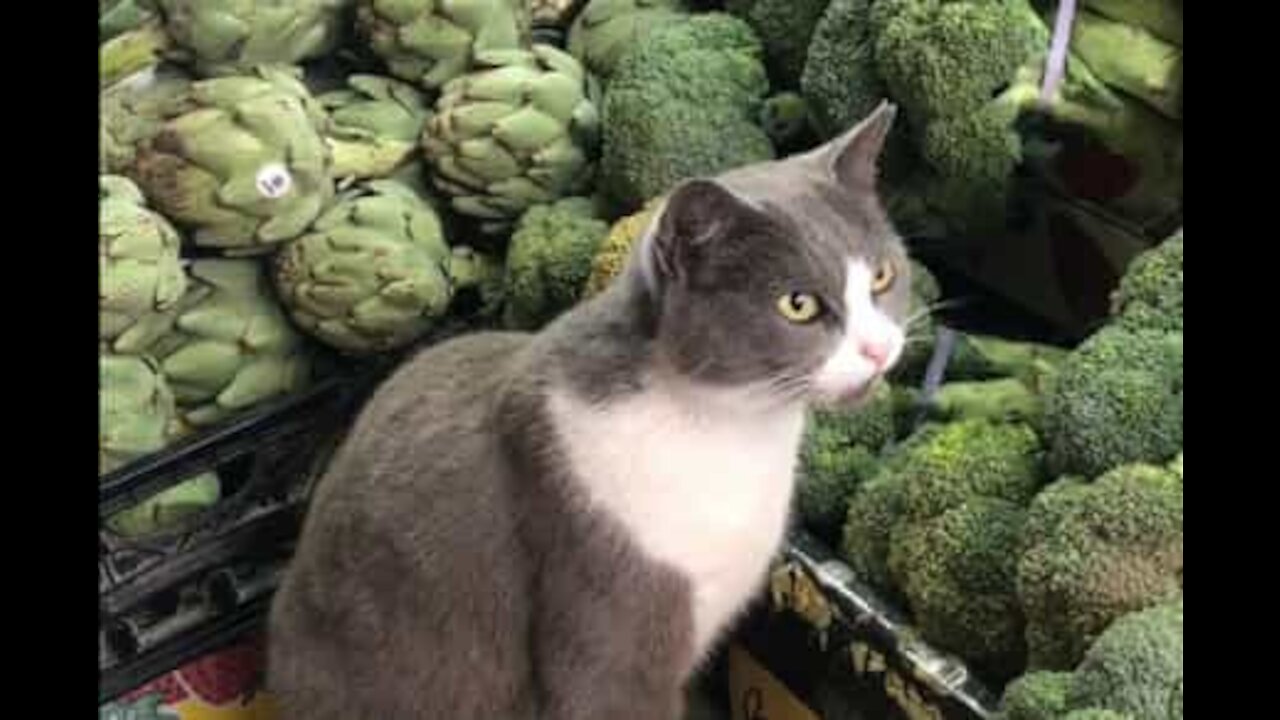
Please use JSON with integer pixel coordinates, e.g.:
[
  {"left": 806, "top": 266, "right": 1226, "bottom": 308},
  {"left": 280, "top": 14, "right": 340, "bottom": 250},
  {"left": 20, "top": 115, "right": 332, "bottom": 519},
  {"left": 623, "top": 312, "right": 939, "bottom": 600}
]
[
  {"left": 152, "top": 0, "right": 352, "bottom": 77},
  {"left": 320, "top": 74, "right": 433, "bottom": 182},
  {"left": 106, "top": 473, "right": 223, "bottom": 538},
  {"left": 356, "top": 0, "right": 532, "bottom": 90},
  {"left": 567, "top": 0, "right": 689, "bottom": 80},
  {"left": 100, "top": 353, "right": 177, "bottom": 474},
  {"left": 100, "top": 175, "right": 188, "bottom": 354},
  {"left": 274, "top": 180, "right": 454, "bottom": 354},
  {"left": 423, "top": 45, "right": 601, "bottom": 231},
  {"left": 150, "top": 259, "right": 312, "bottom": 428},
  {"left": 101, "top": 69, "right": 195, "bottom": 174},
  {"left": 125, "top": 66, "right": 334, "bottom": 255}
]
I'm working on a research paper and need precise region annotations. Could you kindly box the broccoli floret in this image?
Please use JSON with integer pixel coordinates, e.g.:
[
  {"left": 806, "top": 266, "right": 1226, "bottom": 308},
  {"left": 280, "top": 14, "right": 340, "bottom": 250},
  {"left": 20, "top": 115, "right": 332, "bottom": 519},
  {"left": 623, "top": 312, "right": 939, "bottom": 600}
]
[
  {"left": 728, "top": 0, "right": 831, "bottom": 89},
  {"left": 758, "top": 92, "right": 815, "bottom": 154},
  {"left": 1016, "top": 465, "right": 1183, "bottom": 670},
  {"left": 1043, "top": 326, "right": 1182, "bottom": 478},
  {"left": 600, "top": 14, "right": 774, "bottom": 211},
  {"left": 1061, "top": 711, "right": 1135, "bottom": 720},
  {"left": 870, "top": 0, "right": 1178, "bottom": 236},
  {"left": 796, "top": 385, "right": 895, "bottom": 541},
  {"left": 799, "top": 0, "right": 885, "bottom": 139},
  {"left": 926, "top": 378, "right": 1045, "bottom": 427},
  {"left": 891, "top": 419, "right": 1045, "bottom": 522},
  {"left": 1066, "top": 598, "right": 1183, "bottom": 720},
  {"left": 887, "top": 497, "right": 1028, "bottom": 680},
  {"left": 567, "top": 0, "right": 690, "bottom": 81},
  {"left": 1111, "top": 230, "right": 1182, "bottom": 333},
  {"left": 503, "top": 198, "right": 609, "bottom": 330},
  {"left": 1167, "top": 452, "right": 1182, "bottom": 482},
  {"left": 999, "top": 671, "right": 1074, "bottom": 720},
  {"left": 840, "top": 472, "right": 907, "bottom": 598}
]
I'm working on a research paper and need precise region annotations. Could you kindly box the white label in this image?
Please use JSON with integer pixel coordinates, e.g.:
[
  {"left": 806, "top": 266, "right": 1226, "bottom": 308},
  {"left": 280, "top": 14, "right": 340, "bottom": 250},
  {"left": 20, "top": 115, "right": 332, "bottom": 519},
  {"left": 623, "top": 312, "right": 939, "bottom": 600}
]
[{"left": 255, "top": 164, "right": 293, "bottom": 199}]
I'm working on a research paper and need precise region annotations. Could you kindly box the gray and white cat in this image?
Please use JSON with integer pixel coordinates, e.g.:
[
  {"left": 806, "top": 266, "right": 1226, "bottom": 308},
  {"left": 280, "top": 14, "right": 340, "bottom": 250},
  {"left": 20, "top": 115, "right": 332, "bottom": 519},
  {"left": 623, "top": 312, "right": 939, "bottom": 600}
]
[{"left": 267, "top": 102, "right": 912, "bottom": 720}]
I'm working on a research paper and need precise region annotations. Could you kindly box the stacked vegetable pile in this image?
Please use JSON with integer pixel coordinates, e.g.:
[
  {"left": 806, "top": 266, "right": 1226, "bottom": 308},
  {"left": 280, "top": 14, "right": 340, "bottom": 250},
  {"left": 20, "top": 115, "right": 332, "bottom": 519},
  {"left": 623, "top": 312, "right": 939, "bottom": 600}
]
[
  {"left": 100, "top": 3, "right": 1182, "bottom": 712},
  {"left": 790, "top": 231, "right": 1182, "bottom": 714}
]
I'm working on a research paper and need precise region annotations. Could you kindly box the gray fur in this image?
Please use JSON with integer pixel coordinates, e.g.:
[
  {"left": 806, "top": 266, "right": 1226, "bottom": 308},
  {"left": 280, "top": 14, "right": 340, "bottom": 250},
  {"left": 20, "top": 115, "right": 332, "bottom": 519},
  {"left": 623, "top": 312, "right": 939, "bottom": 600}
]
[{"left": 268, "top": 102, "right": 909, "bottom": 719}]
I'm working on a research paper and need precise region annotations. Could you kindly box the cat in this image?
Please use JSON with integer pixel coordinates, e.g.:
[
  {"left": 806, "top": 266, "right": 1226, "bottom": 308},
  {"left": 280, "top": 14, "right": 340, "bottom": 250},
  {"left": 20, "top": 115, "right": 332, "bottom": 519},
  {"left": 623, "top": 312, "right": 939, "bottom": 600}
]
[{"left": 267, "top": 101, "right": 912, "bottom": 720}]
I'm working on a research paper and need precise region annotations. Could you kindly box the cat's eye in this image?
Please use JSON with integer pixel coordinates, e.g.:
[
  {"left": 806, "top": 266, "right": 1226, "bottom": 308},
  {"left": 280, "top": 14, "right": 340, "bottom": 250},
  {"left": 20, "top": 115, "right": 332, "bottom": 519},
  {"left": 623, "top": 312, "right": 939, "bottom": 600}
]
[
  {"left": 871, "top": 259, "right": 897, "bottom": 295},
  {"left": 777, "top": 292, "right": 822, "bottom": 323}
]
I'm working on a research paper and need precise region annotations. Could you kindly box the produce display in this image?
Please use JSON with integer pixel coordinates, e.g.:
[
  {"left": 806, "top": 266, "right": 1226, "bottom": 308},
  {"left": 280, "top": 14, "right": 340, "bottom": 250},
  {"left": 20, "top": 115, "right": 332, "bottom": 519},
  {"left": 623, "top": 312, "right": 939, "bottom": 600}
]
[
  {"left": 790, "top": 229, "right": 1183, "bottom": 713},
  {"left": 100, "top": 1, "right": 1182, "bottom": 716}
]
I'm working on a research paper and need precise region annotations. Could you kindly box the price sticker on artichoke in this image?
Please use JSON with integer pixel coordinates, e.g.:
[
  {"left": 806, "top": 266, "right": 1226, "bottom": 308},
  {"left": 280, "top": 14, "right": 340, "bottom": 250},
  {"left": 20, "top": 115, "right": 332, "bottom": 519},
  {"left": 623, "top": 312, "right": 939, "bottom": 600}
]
[{"left": 256, "top": 164, "right": 294, "bottom": 199}]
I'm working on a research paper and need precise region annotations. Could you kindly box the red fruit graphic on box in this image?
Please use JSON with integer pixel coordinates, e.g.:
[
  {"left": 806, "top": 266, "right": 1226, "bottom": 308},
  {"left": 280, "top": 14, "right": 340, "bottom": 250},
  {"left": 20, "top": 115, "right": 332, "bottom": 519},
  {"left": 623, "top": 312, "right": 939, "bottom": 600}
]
[
  {"left": 121, "top": 674, "right": 189, "bottom": 706},
  {"left": 176, "top": 639, "right": 266, "bottom": 706}
]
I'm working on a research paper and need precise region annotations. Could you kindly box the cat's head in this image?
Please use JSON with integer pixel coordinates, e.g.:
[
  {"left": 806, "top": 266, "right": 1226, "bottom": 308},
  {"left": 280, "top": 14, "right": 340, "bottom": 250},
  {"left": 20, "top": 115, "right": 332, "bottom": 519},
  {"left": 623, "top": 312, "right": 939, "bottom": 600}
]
[{"left": 637, "top": 102, "right": 913, "bottom": 409}]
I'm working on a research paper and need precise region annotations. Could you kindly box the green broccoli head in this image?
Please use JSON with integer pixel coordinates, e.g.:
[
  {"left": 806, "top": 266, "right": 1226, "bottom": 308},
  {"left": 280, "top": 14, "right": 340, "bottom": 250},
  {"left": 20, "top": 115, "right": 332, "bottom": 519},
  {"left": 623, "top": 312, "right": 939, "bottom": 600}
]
[
  {"left": 796, "top": 385, "right": 896, "bottom": 541},
  {"left": 887, "top": 497, "right": 1028, "bottom": 680},
  {"left": 758, "top": 92, "right": 814, "bottom": 152},
  {"left": 999, "top": 671, "right": 1074, "bottom": 720},
  {"left": 1111, "top": 230, "right": 1182, "bottom": 333},
  {"left": 503, "top": 198, "right": 609, "bottom": 330},
  {"left": 729, "top": 0, "right": 831, "bottom": 89},
  {"left": 600, "top": 13, "right": 774, "bottom": 210},
  {"left": 1061, "top": 711, "right": 1135, "bottom": 720},
  {"left": 871, "top": 0, "right": 1041, "bottom": 119},
  {"left": 1016, "top": 465, "right": 1183, "bottom": 671},
  {"left": 1044, "top": 325, "right": 1183, "bottom": 478},
  {"left": 890, "top": 419, "right": 1045, "bottom": 522},
  {"left": 925, "top": 378, "right": 1045, "bottom": 428},
  {"left": 840, "top": 472, "right": 907, "bottom": 597},
  {"left": 799, "top": 0, "right": 885, "bottom": 138},
  {"left": 1067, "top": 598, "right": 1183, "bottom": 720}
]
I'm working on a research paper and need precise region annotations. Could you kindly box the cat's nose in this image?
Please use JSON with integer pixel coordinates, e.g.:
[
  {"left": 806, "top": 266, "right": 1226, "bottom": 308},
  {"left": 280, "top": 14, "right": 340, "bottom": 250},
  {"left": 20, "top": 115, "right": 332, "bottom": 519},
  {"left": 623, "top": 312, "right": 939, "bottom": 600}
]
[{"left": 860, "top": 340, "right": 890, "bottom": 369}]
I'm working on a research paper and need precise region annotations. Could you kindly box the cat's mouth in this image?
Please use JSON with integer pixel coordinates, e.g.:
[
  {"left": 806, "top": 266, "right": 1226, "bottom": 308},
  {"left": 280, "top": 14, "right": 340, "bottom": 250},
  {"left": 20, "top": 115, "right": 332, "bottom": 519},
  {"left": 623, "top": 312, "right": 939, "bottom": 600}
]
[{"left": 813, "top": 377, "right": 881, "bottom": 409}]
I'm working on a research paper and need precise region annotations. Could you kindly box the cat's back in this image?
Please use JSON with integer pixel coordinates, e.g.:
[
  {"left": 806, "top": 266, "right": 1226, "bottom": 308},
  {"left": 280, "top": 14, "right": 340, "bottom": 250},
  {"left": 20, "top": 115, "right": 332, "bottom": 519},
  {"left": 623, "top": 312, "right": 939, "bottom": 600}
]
[{"left": 268, "top": 331, "right": 540, "bottom": 719}]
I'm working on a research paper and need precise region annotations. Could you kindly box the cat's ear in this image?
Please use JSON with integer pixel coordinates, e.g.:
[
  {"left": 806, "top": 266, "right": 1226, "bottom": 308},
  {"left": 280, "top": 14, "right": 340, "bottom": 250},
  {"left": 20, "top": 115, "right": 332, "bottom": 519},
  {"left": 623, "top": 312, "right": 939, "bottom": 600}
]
[
  {"left": 641, "top": 179, "right": 755, "bottom": 287},
  {"left": 823, "top": 100, "right": 897, "bottom": 190}
]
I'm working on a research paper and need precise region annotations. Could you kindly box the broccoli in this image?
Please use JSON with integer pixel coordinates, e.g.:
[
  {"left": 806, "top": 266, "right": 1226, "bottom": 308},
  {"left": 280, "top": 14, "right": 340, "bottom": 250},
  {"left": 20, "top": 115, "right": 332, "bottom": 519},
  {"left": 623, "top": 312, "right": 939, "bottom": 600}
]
[
  {"left": 842, "top": 418, "right": 1042, "bottom": 603},
  {"left": 795, "top": 384, "right": 896, "bottom": 542},
  {"left": 758, "top": 92, "right": 816, "bottom": 155},
  {"left": 600, "top": 14, "right": 775, "bottom": 211},
  {"left": 1166, "top": 452, "right": 1181, "bottom": 482},
  {"left": 1043, "top": 325, "right": 1182, "bottom": 478},
  {"left": 1016, "top": 465, "right": 1183, "bottom": 670},
  {"left": 999, "top": 671, "right": 1073, "bottom": 720},
  {"left": 799, "top": 0, "right": 885, "bottom": 139},
  {"left": 1066, "top": 598, "right": 1183, "bottom": 720},
  {"left": 728, "top": 0, "right": 832, "bottom": 89},
  {"left": 887, "top": 497, "right": 1028, "bottom": 680},
  {"left": 891, "top": 419, "right": 1045, "bottom": 522},
  {"left": 922, "top": 377, "right": 1045, "bottom": 427},
  {"left": 840, "top": 472, "right": 907, "bottom": 598},
  {"left": 1061, "top": 711, "right": 1135, "bottom": 720},
  {"left": 567, "top": 0, "right": 690, "bottom": 81},
  {"left": 1110, "top": 230, "right": 1182, "bottom": 333},
  {"left": 869, "top": 0, "right": 1181, "bottom": 236},
  {"left": 503, "top": 198, "right": 609, "bottom": 330}
]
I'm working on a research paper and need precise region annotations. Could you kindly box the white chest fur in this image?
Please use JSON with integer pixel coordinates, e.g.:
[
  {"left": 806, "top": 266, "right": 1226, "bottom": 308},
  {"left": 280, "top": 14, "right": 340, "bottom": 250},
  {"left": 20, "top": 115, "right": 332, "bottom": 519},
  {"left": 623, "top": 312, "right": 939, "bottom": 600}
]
[{"left": 547, "top": 387, "right": 805, "bottom": 657}]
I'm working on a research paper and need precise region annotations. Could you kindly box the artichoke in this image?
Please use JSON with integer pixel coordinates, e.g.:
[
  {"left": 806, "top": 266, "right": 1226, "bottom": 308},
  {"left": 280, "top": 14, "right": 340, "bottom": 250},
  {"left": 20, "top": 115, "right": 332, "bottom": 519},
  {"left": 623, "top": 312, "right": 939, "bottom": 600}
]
[
  {"left": 423, "top": 45, "right": 600, "bottom": 231},
  {"left": 150, "top": 259, "right": 312, "bottom": 428},
  {"left": 106, "top": 473, "right": 223, "bottom": 538},
  {"left": 124, "top": 66, "right": 334, "bottom": 255},
  {"left": 100, "top": 353, "right": 177, "bottom": 474},
  {"left": 151, "top": 0, "right": 352, "bottom": 77},
  {"left": 356, "top": 0, "right": 532, "bottom": 90},
  {"left": 274, "top": 180, "right": 454, "bottom": 354},
  {"left": 101, "top": 69, "right": 195, "bottom": 174},
  {"left": 319, "top": 74, "right": 433, "bottom": 183},
  {"left": 567, "top": 0, "right": 689, "bottom": 80},
  {"left": 100, "top": 175, "right": 188, "bottom": 354}
]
